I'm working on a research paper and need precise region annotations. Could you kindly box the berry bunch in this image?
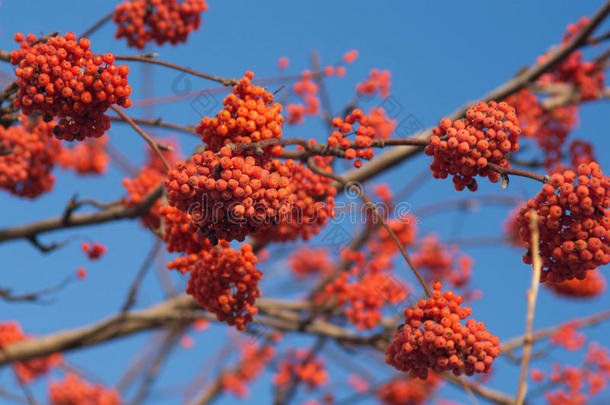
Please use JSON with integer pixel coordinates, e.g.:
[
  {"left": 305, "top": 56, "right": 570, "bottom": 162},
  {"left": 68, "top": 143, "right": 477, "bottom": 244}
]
[
  {"left": 367, "top": 214, "right": 417, "bottom": 255},
  {"left": 356, "top": 68, "right": 391, "bottom": 98},
  {"left": 114, "top": 0, "right": 208, "bottom": 49},
  {"left": 196, "top": 72, "right": 284, "bottom": 156},
  {"left": 289, "top": 247, "right": 332, "bottom": 279},
  {"left": 81, "top": 242, "right": 107, "bottom": 260},
  {"left": 517, "top": 162, "right": 610, "bottom": 282},
  {"left": 0, "top": 116, "right": 61, "bottom": 198},
  {"left": 221, "top": 341, "right": 276, "bottom": 398},
  {"left": 368, "top": 106, "right": 397, "bottom": 139},
  {"left": 412, "top": 234, "right": 472, "bottom": 288},
  {"left": 325, "top": 272, "right": 408, "bottom": 330},
  {"left": 504, "top": 89, "right": 576, "bottom": 170},
  {"left": 168, "top": 242, "right": 262, "bottom": 330},
  {"left": 0, "top": 322, "right": 62, "bottom": 382},
  {"left": 328, "top": 109, "right": 376, "bottom": 168},
  {"left": 550, "top": 321, "right": 585, "bottom": 351},
  {"left": 122, "top": 142, "right": 179, "bottom": 230},
  {"left": 159, "top": 205, "right": 211, "bottom": 254},
  {"left": 386, "top": 282, "right": 500, "bottom": 378},
  {"left": 287, "top": 70, "right": 320, "bottom": 125},
  {"left": 376, "top": 375, "right": 440, "bottom": 405},
  {"left": 58, "top": 137, "right": 109, "bottom": 174},
  {"left": 252, "top": 156, "right": 336, "bottom": 242},
  {"left": 549, "top": 268, "right": 606, "bottom": 298},
  {"left": 166, "top": 149, "right": 293, "bottom": 242},
  {"left": 568, "top": 139, "right": 597, "bottom": 168},
  {"left": 49, "top": 373, "right": 121, "bottom": 405},
  {"left": 425, "top": 101, "right": 521, "bottom": 191},
  {"left": 11, "top": 32, "right": 131, "bottom": 141},
  {"left": 539, "top": 17, "right": 605, "bottom": 101},
  {"left": 273, "top": 349, "right": 328, "bottom": 390}
]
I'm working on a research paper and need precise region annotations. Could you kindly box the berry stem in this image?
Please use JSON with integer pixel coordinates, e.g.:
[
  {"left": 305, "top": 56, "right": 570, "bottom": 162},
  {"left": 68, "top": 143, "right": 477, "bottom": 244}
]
[
  {"left": 515, "top": 210, "right": 543, "bottom": 405},
  {"left": 486, "top": 162, "right": 548, "bottom": 184},
  {"left": 108, "top": 115, "right": 198, "bottom": 136},
  {"left": 306, "top": 158, "right": 433, "bottom": 297},
  {"left": 110, "top": 105, "right": 171, "bottom": 171},
  {"left": 113, "top": 55, "right": 239, "bottom": 86}
]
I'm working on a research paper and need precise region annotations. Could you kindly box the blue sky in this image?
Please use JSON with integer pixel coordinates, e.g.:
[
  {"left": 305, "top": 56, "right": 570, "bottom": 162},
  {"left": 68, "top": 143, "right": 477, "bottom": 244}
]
[{"left": 1, "top": 1, "right": 609, "bottom": 404}]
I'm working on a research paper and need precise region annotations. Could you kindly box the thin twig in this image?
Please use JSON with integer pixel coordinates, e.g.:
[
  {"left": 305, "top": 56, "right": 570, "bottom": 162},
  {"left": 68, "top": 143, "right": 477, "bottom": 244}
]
[
  {"left": 110, "top": 105, "right": 171, "bottom": 171},
  {"left": 114, "top": 55, "right": 238, "bottom": 87},
  {"left": 516, "top": 210, "right": 542, "bottom": 405}
]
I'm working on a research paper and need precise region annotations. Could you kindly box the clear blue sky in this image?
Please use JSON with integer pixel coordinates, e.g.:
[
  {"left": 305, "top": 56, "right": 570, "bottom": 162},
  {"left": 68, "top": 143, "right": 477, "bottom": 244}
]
[{"left": 1, "top": 1, "right": 609, "bottom": 404}]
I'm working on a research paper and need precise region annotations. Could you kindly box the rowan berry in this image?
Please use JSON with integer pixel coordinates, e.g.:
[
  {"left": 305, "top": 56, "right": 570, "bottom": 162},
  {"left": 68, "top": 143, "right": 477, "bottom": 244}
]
[
  {"left": 0, "top": 322, "right": 62, "bottom": 383},
  {"left": 0, "top": 116, "right": 61, "bottom": 198},
  {"left": 356, "top": 68, "right": 390, "bottom": 98},
  {"left": 81, "top": 242, "right": 107, "bottom": 260},
  {"left": 273, "top": 349, "right": 328, "bottom": 390},
  {"left": 426, "top": 101, "right": 521, "bottom": 191},
  {"left": 49, "top": 373, "right": 121, "bottom": 405},
  {"left": 10, "top": 33, "right": 131, "bottom": 141},
  {"left": 58, "top": 137, "right": 109, "bottom": 175},
  {"left": 113, "top": 0, "right": 208, "bottom": 49},
  {"left": 386, "top": 282, "right": 500, "bottom": 378},
  {"left": 517, "top": 162, "right": 610, "bottom": 282},
  {"left": 168, "top": 242, "right": 262, "bottom": 330}
]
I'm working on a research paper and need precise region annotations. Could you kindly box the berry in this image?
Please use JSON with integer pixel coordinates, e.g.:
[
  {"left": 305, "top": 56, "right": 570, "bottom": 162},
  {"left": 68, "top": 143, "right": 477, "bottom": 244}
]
[
  {"left": 81, "top": 242, "right": 107, "bottom": 260},
  {"left": 10, "top": 32, "right": 131, "bottom": 141},
  {"left": 0, "top": 322, "right": 62, "bottom": 383},
  {"left": 58, "top": 137, "right": 109, "bottom": 174},
  {"left": 273, "top": 349, "right": 328, "bottom": 390},
  {"left": 113, "top": 0, "right": 208, "bottom": 49},
  {"left": 196, "top": 72, "right": 284, "bottom": 155},
  {"left": 385, "top": 282, "right": 500, "bottom": 378},
  {"left": 49, "top": 373, "right": 121, "bottom": 405},
  {"left": 356, "top": 68, "right": 391, "bottom": 98},
  {"left": 516, "top": 162, "right": 610, "bottom": 282},
  {"left": 425, "top": 101, "right": 521, "bottom": 192},
  {"left": 0, "top": 116, "right": 61, "bottom": 198},
  {"left": 548, "top": 268, "right": 606, "bottom": 298},
  {"left": 168, "top": 242, "right": 262, "bottom": 330}
]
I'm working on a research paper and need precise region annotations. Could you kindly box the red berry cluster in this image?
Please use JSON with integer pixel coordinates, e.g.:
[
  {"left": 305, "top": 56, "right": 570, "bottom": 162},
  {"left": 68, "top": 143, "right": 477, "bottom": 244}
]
[
  {"left": 58, "top": 137, "right": 109, "bottom": 174},
  {"left": 517, "top": 162, "right": 610, "bottom": 282},
  {"left": 504, "top": 89, "right": 577, "bottom": 170},
  {"left": 114, "top": 0, "right": 208, "bottom": 49},
  {"left": 325, "top": 271, "right": 408, "bottom": 329},
  {"left": 538, "top": 17, "right": 605, "bottom": 101},
  {"left": 287, "top": 70, "right": 320, "bottom": 125},
  {"left": 11, "top": 32, "right": 131, "bottom": 141},
  {"left": 504, "top": 203, "right": 528, "bottom": 248},
  {"left": 535, "top": 343, "right": 610, "bottom": 405},
  {"left": 49, "top": 373, "right": 121, "bottom": 405},
  {"left": 386, "top": 282, "right": 500, "bottom": 379},
  {"left": 367, "top": 214, "right": 417, "bottom": 255},
  {"left": 159, "top": 205, "right": 211, "bottom": 254},
  {"left": 376, "top": 374, "right": 441, "bottom": 405},
  {"left": 81, "top": 242, "right": 107, "bottom": 260},
  {"left": 289, "top": 247, "right": 332, "bottom": 279},
  {"left": 0, "top": 116, "right": 61, "bottom": 198},
  {"left": 328, "top": 109, "right": 376, "bottom": 168},
  {"left": 196, "top": 72, "right": 284, "bottom": 156},
  {"left": 221, "top": 341, "right": 276, "bottom": 398},
  {"left": 550, "top": 321, "right": 585, "bottom": 351},
  {"left": 412, "top": 234, "right": 472, "bottom": 288},
  {"left": 368, "top": 107, "right": 397, "bottom": 139},
  {"left": 0, "top": 321, "right": 62, "bottom": 383},
  {"left": 549, "top": 268, "right": 606, "bottom": 298},
  {"left": 425, "top": 101, "right": 521, "bottom": 192},
  {"left": 273, "top": 349, "right": 328, "bottom": 390},
  {"left": 568, "top": 139, "right": 597, "bottom": 168},
  {"left": 168, "top": 242, "right": 262, "bottom": 330},
  {"left": 356, "top": 68, "right": 391, "bottom": 98},
  {"left": 122, "top": 142, "right": 179, "bottom": 230},
  {"left": 166, "top": 149, "right": 292, "bottom": 242},
  {"left": 252, "top": 156, "right": 336, "bottom": 242}
]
